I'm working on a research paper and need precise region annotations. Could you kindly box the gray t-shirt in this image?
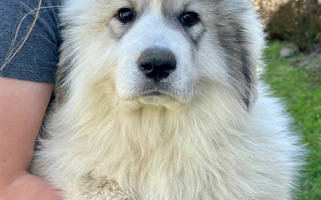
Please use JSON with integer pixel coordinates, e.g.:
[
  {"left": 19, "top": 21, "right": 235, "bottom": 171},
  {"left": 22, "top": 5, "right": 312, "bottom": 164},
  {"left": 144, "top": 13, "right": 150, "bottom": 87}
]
[{"left": 0, "top": 0, "right": 61, "bottom": 83}]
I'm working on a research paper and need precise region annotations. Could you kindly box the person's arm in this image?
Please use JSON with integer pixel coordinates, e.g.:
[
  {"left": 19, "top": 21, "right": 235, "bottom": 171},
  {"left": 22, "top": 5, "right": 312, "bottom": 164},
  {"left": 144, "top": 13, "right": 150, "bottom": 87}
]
[{"left": 0, "top": 77, "right": 62, "bottom": 200}]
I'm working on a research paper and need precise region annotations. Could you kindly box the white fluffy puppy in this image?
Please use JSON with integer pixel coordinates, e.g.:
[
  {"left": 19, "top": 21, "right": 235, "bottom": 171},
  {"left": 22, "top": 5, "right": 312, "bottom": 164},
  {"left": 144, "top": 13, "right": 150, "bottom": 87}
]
[{"left": 32, "top": 0, "right": 304, "bottom": 199}]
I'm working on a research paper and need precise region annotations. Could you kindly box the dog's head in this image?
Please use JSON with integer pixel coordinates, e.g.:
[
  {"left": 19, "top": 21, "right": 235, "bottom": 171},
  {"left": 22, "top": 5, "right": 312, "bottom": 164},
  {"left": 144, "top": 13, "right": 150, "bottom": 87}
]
[{"left": 57, "top": 0, "right": 265, "bottom": 110}]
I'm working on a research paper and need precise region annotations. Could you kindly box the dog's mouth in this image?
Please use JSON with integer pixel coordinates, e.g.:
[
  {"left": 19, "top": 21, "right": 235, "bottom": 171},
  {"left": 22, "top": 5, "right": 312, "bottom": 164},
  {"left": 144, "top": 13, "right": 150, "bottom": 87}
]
[
  {"left": 141, "top": 90, "right": 170, "bottom": 97},
  {"left": 138, "top": 88, "right": 173, "bottom": 98},
  {"left": 131, "top": 87, "right": 181, "bottom": 106},
  {"left": 133, "top": 82, "right": 177, "bottom": 98},
  {"left": 117, "top": 81, "right": 192, "bottom": 109}
]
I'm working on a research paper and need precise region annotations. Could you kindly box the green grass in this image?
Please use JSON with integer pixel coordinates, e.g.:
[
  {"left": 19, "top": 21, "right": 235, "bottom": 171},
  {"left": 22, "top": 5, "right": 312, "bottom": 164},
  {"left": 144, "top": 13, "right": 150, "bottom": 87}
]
[{"left": 262, "top": 41, "right": 321, "bottom": 200}]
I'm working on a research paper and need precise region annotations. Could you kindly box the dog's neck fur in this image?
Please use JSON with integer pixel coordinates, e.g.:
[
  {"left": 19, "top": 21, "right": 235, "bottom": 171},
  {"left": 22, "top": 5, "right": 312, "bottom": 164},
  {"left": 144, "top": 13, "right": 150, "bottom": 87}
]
[{"left": 45, "top": 83, "right": 250, "bottom": 199}]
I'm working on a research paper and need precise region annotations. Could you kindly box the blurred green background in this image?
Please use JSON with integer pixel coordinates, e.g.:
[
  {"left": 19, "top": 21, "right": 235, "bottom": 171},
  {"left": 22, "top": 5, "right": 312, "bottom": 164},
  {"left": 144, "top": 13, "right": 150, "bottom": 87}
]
[{"left": 254, "top": 0, "right": 321, "bottom": 199}]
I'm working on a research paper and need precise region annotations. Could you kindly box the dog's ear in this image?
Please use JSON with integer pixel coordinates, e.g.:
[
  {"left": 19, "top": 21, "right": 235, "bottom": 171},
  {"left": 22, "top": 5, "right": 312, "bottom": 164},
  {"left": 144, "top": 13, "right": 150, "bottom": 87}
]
[
  {"left": 216, "top": 23, "right": 261, "bottom": 110},
  {"left": 236, "top": 27, "right": 259, "bottom": 110},
  {"left": 213, "top": 0, "right": 265, "bottom": 110},
  {"left": 237, "top": 47, "right": 258, "bottom": 111},
  {"left": 230, "top": 33, "right": 258, "bottom": 110}
]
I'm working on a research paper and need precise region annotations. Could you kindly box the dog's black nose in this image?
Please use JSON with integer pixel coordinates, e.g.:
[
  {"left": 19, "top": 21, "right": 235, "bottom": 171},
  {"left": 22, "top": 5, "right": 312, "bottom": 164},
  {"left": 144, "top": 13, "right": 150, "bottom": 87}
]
[{"left": 138, "top": 48, "right": 176, "bottom": 82}]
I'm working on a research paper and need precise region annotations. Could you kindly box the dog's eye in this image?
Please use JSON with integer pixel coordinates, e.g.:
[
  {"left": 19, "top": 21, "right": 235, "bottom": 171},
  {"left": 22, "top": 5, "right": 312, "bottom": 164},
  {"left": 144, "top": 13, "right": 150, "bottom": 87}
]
[
  {"left": 117, "top": 8, "right": 135, "bottom": 23},
  {"left": 180, "top": 11, "right": 200, "bottom": 27}
]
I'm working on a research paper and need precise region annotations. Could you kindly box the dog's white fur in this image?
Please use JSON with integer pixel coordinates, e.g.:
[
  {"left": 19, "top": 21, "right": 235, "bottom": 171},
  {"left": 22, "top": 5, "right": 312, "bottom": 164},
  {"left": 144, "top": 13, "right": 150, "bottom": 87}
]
[{"left": 31, "top": 0, "right": 303, "bottom": 199}]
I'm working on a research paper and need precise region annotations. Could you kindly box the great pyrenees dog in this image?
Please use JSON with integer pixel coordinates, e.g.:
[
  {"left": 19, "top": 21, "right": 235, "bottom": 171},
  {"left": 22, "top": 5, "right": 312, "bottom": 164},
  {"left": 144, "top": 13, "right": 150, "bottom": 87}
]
[{"left": 31, "top": 0, "right": 303, "bottom": 199}]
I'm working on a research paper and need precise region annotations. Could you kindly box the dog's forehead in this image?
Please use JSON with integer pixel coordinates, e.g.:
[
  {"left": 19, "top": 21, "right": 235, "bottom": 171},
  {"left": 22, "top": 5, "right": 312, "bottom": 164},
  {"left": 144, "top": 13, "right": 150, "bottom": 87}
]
[{"left": 103, "top": 0, "right": 215, "bottom": 12}]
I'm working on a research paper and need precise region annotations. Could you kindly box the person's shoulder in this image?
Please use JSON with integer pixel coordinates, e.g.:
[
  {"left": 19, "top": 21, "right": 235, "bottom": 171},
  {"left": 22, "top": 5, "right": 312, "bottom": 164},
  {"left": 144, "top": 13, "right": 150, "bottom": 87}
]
[
  {"left": 41, "top": 0, "right": 62, "bottom": 10},
  {"left": 0, "top": 0, "right": 61, "bottom": 24},
  {"left": 0, "top": 0, "right": 62, "bottom": 84},
  {"left": 0, "top": 0, "right": 61, "bottom": 11},
  {"left": 19, "top": 0, "right": 62, "bottom": 8},
  {"left": 45, "top": 0, "right": 62, "bottom": 6}
]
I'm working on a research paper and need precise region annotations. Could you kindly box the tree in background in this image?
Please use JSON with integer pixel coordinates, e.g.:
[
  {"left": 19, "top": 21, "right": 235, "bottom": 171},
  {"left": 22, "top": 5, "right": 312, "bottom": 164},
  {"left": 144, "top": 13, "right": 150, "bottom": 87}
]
[{"left": 254, "top": 0, "right": 321, "bottom": 53}]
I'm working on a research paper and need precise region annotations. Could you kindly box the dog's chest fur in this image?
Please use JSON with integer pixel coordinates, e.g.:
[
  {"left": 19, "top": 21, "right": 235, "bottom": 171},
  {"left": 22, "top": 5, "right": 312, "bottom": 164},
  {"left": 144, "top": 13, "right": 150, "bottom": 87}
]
[{"left": 32, "top": 94, "right": 296, "bottom": 200}]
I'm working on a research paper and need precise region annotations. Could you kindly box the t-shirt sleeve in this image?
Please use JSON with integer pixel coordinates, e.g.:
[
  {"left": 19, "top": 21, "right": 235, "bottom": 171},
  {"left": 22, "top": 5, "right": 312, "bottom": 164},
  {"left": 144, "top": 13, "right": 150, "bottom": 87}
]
[{"left": 0, "top": 0, "right": 61, "bottom": 83}]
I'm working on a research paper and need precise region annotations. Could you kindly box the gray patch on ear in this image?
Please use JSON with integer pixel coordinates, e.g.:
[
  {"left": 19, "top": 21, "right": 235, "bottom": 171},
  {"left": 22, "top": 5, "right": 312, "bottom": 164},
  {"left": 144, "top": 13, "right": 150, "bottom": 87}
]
[
  {"left": 215, "top": 21, "right": 256, "bottom": 109},
  {"left": 236, "top": 29, "right": 253, "bottom": 109}
]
